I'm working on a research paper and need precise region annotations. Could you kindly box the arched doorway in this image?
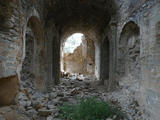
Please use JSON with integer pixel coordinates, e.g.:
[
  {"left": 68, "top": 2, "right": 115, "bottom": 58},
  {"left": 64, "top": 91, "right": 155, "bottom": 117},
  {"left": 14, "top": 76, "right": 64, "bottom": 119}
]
[
  {"left": 61, "top": 33, "right": 95, "bottom": 76},
  {"left": 21, "top": 21, "right": 35, "bottom": 89},
  {"left": 21, "top": 16, "right": 45, "bottom": 91}
]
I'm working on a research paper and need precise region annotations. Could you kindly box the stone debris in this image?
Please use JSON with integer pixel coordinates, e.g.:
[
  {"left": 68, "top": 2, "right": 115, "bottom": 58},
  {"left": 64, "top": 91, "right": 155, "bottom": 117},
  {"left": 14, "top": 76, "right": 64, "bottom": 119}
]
[{"left": 0, "top": 74, "right": 150, "bottom": 120}]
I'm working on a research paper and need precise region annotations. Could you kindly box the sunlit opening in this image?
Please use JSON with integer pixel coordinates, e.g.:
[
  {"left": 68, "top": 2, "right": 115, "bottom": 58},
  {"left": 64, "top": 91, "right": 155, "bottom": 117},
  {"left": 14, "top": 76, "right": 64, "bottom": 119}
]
[{"left": 64, "top": 33, "right": 84, "bottom": 53}]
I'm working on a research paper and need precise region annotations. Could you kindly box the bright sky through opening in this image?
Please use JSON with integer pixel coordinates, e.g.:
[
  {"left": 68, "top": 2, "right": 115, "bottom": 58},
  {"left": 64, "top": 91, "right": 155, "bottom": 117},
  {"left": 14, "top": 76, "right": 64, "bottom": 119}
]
[{"left": 64, "top": 33, "right": 84, "bottom": 53}]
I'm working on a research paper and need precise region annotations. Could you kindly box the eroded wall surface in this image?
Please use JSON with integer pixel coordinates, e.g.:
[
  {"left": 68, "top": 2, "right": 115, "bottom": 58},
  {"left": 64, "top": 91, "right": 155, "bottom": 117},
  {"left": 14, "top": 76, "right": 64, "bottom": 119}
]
[
  {"left": 64, "top": 44, "right": 85, "bottom": 74},
  {"left": 0, "top": 0, "right": 23, "bottom": 106},
  {"left": 0, "top": 0, "right": 59, "bottom": 105},
  {"left": 63, "top": 37, "right": 95, "bottom": 75},
  {"left": 107, "top": 0, "right": 160, "bottom": 119}
]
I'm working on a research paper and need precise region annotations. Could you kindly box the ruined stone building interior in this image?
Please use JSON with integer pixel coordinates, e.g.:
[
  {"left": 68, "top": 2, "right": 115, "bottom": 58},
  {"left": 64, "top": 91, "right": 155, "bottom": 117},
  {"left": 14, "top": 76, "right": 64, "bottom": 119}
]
[{"left": 0, "top": 0, "right": 160, "bottom": 120}]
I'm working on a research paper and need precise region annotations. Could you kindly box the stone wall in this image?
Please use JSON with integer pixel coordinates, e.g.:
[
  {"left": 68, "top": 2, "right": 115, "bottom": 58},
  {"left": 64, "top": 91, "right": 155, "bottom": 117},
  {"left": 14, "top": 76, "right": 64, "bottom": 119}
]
[
  {"left": 0, "top": 0, "right": 23, "bottom": 106},
  {"left": 45, "top": 21, "right": 60, "bottom": 88},
  {"left": 64, "top": 44, "right": 85, "bottom": 74},
  {"left": 0, "top": 0, "right": 60, "bottom": 105},
  {"left": 63, "top": 37, "right": 95, "bottom": 75},
  {"left": 107, "top": 0, "right": 160, "bottom": 119}
]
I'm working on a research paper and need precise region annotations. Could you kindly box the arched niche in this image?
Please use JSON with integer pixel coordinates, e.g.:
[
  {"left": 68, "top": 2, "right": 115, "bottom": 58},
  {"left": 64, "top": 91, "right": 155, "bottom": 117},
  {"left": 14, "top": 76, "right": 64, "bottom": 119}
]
[
  {"left": 21, "top": 16, "right": 46, "bottom": 91},
  {"left": 118, "top": 21, "right": 140, "bottom": 78}
]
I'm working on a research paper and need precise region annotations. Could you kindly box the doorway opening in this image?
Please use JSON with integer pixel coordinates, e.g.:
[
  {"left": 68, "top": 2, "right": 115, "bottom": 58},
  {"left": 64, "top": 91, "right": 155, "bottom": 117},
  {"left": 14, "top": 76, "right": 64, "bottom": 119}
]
[
  {"left": 61, "top": 33, "right": 95, "bottom": 78},
  {"left": 21, "top": 23, "right": 35, "bottom": 88},
  {"left": 20, "top": 16, "right": 45, "bottom": 90}
]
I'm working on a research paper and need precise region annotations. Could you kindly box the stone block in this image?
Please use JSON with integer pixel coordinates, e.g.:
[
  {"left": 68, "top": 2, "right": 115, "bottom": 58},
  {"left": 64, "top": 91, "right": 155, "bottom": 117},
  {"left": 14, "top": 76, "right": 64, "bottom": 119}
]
[{"left": 0, "top": 75, "right": 19, "bottom": 106}]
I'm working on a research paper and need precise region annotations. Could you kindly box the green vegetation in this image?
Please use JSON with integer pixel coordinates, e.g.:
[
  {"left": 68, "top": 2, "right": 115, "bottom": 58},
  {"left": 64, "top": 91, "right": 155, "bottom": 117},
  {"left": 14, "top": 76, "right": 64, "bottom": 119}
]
[{"left": 58, "top": 97, "right": 125, "bottom": 120}]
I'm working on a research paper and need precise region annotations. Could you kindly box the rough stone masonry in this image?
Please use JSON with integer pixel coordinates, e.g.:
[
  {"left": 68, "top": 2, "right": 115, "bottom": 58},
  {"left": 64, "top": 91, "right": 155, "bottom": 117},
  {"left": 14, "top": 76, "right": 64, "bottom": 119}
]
[{"left": 0, "top": 0, "right": 160, "bottom": 120}]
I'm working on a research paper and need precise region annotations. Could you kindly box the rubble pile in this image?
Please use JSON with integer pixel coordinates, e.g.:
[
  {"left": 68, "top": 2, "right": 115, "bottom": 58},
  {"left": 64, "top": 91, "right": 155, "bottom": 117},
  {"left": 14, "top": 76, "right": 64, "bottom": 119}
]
[{"left": 0, "top": 74, "right": 150, "bottom": 120}]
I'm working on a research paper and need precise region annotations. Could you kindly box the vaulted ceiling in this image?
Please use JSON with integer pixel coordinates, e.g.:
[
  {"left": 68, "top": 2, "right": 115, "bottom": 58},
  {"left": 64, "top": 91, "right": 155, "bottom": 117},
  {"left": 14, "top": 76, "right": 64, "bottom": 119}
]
[{"left": 45, "top": 0, "right": 117, "bottom": 34}]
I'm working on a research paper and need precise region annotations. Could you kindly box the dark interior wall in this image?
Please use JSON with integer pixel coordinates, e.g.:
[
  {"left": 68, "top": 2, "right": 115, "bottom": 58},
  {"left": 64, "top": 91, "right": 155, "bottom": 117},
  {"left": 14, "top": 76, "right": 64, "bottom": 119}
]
[
  {"left": 100, "top": 38, "right": 110, "bottom": 83},
  {"left": 103, "top": 23, "right": 118, "bottom": 89},
  {"left": 45, "top": 23, "right": 54, "bottom": 90},
  {"left": 45, "top": 21, "right": 60, "bottom": 91},
  {"left": 156, "top": 22, "right": 160, "bottom": 41},
  {"left": 21, "top": 27, "right": 35, "bottom": 87},
  {"left": 53, "top": 32, "right": 60, "bottom": 85},
  {"left": 152, "top": 21, "right": 160, "bottom": 74},
  {"left": 156, "top": 22, "right": 160, "bottom": 40},
  {"left": 20, "top": 16, "right": 47, "bottom": 91}
]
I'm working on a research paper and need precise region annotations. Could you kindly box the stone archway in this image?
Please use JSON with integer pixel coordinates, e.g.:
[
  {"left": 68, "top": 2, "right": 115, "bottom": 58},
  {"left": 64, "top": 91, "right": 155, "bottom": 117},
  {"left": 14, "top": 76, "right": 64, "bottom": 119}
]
[
  {"left": 0, "top": 1, "right": 20, "bottom": 106},
  {"left": 61, "top": 33, "right": 95, "bottom": 76},
  {"left": 118, "top": 21, "right": 140, "bottom": 78},
  {"left": 21, "top": 16, "right": 46, "bottom": 91},
  {"left": 21, "top": 24, "right": 35, "bottom": 88}
]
